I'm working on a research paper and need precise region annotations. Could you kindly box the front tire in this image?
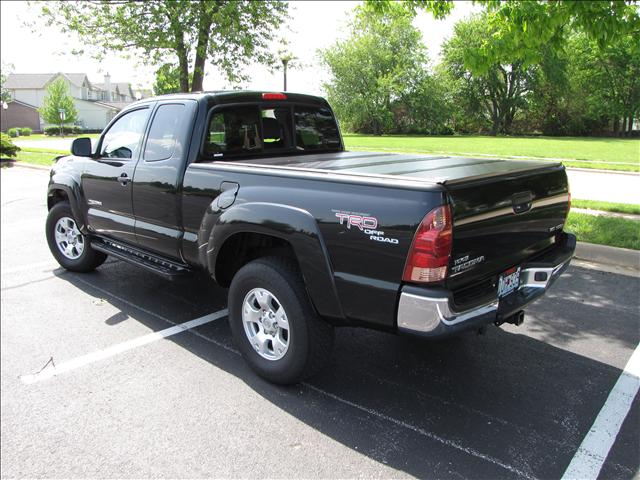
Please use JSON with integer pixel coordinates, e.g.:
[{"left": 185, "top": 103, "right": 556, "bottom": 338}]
[
  {"left": 46, "top": 201, "right": 107, "bottom": 272},
  {"left": 228, "top": 257, "right": 334, "bottom": 385}
]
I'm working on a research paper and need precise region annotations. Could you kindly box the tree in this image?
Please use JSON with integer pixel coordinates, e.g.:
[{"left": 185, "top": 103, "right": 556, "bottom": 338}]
[
  {"left": 39, "top": 78, "right": 78, "bottom": 127},
  {"left": 365, "top": 0, "right": 640, "bottom": 73},
  {"left": 1, "top": 62, "right": 13, "bottom": 104},
  {"left": 571, "top": 33, "right": 640, "bottom": 136},
  {"left": 153, "top": 63, "right": 192, "bottom": 95},
  {"left": 320, "top": 6, "right": 432, "bottom": 135},
  {"left": 38, "top": 0, "right": 289, "bottom": 92},
  {"left": 441, "top": 15, "right": 537, "bottom": 135}
]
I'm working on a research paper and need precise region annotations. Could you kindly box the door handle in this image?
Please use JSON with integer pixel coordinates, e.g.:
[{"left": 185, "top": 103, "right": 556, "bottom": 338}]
[{"left": 118, "top": 173, "right": 130, "bottom": 186}]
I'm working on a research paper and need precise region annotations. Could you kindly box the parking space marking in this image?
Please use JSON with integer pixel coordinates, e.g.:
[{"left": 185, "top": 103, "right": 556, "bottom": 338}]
[
  {"left": 304, "top": 383, "right": 535, "bottom": 480},
  {"left": 1, "top": 260, "right": 59, "bottom": 275},
  {"left": 20, "top": 309, "right": 228, "bottom": 384},
  {"left": 562, "top": 343, "right": 640, "bottom": 480}
]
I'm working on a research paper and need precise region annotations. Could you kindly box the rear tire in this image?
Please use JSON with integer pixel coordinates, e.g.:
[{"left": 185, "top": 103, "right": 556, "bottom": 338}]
[
  {"left": 228, "top": 257, "right": 334, "bottom": 385},
  {"left": 46, "top": 201, "right": 107, "bottom": 272}
]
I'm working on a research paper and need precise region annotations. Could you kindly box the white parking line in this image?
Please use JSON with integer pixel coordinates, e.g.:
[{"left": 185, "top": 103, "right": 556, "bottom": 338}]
[
  {"left": 562, "top": 344, "right": 640, "bottom": 480},
  {"left": 304, "top": 383, "right": 535, "bottom": 479},
  {"left": 1, "top": 260, "right": 59, "bottom": 275},
  {"left": 20, "top": 309, "right": 228, "bottom": 384}
]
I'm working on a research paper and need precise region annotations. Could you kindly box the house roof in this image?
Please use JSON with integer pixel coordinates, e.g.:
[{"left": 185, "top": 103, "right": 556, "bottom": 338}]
[
  {"left": 94, "top": 82, "right": 133, "bottom": 95},
  {"left": 93, "top": 101, "right": 125, "bottom": 110},
  {"left": 7, "top": 99, "right": 39, "bottom": 110},
  {"left": 5, "top": 73, "right": 89, "bottom": 89}
]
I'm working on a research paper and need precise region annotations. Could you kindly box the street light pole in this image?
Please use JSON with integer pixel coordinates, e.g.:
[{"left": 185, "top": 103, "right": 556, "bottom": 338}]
[{"left": 282, "top": 58, "right": 288, "bottom": 92}]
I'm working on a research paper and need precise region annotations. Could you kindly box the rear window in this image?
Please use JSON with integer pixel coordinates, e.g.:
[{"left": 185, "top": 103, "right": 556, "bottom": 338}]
[
  {"left": 294, "top": 106, "right": 341, "bottom": 151},
  {"left": 203, "top": 104, "right": 340, "bottom": 158}
]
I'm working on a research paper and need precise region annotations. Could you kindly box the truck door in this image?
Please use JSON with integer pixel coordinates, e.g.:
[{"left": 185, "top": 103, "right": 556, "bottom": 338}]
[
  {"left": 132, "top": 100, "right": 197, "bottom": 260},
  {"left": 81, "top": 106, "right": 152, "bottom": 244}
]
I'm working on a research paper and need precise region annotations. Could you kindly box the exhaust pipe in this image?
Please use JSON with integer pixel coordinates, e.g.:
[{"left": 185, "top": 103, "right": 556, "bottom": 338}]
[{"left": 495, "top": 310, "right": 525, "bottom": 327}]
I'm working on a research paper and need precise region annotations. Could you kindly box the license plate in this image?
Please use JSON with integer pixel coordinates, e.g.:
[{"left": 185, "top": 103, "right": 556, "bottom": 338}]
[{"left": 498, "top": 266, "right": 521, "bottom": 298}]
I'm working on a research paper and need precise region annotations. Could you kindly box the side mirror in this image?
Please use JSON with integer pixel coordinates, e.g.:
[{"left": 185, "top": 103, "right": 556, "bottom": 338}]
[{"left": 71, "top": 137, "right": 93, "bottom": 157}]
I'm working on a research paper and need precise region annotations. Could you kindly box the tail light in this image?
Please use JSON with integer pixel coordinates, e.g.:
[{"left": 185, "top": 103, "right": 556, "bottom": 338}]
[
  {"left": 262, "top": 92, "right": 287, "bottom": 100},
  {"left": 568, "top": 192, "right": 571, "bottom": 211},
  {"left": 403, "top": 205, "right": 453, "bottom": 283}
]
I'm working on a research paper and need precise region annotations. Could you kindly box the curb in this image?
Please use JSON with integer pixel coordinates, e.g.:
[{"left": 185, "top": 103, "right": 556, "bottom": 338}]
[
  {"left": 1, "top": 161, "right": 51, "bottom": 171},
  {"left": 566, "top": 167, "right": 639, "bottom": 176},
  {"left": 575, "top": 242, "right": 639, "bottom": 271}
]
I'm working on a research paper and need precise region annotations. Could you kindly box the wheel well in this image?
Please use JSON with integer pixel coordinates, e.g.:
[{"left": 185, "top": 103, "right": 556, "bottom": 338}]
[
  {"left": 215, "top": 232, "right": 297, "bottom": 287},
  {"left": 48, "top": 189, "right": 68, "bottom": 210}
]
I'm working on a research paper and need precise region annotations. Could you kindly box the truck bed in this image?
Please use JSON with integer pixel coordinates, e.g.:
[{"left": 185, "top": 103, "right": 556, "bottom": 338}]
[{"left": 222, "top": 150, "right": 562, "bottom": 185}]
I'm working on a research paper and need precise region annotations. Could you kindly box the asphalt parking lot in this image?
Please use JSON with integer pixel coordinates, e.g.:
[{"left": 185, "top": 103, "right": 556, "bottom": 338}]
[{"left": 1, "top": 165, "right": 638, "bottom": 479}]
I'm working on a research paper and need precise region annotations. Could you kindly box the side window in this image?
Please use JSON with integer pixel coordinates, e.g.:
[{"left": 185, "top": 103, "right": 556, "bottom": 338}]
[
  {"left": 100, "top": 108, "right": 150, "bottom": 159},
  {"left": 143, "top": 104, "right": 189, "bottom": 162},
  {"left": 205, "top": 106, "right": 261, "bottom": 155},
  {"left": 294, "top": 107, "right": 341, "bottom": 151}
]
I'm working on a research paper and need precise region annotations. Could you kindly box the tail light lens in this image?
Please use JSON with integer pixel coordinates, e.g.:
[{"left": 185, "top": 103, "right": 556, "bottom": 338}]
[
  {"left": 568, "top": 192, "right": 571, "bottom": 211},
  {"left": 262, "top": 92, "right": 287, "bottom": 100},
  {"left": 403, "top": 205, "right": 453, "bottom": 283}
]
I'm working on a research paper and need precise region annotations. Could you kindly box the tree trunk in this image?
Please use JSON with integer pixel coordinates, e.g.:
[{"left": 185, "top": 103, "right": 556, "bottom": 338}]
[
  {"left": 167, "top": 7, "right": 190, "bottom": 93},
  {"left": 628, "top": 114, "right": 634, "bottom": 135},
  {"left": 613, "top": 116, "right": 620, "bottom": 136},
  {"left": 191, "top": 1, "right": 213, "bottom": 92},
  {"left": 621, "top": 116, "right": 628, "bottom": 136},
  {"left": 372, "top": 119, "right": 381, "bottom": 136},
  {"left": 176, "top": 39, "right": 190, "bottom": 92}
]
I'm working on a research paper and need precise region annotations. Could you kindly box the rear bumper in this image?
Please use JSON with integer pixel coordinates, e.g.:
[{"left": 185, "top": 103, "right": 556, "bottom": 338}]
[{"left": 397, "top": 233, "right": 576, "bottom": 338}]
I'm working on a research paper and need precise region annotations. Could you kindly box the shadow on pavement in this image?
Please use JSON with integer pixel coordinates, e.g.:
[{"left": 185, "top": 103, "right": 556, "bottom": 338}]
[{"left": 55, "top": 263, "right": 640, "bottom": 480}]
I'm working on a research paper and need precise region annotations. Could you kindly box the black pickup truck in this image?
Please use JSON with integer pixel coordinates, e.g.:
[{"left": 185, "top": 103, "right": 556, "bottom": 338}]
[{"left": 46, "top": 91, "right": 575, "bottom": 384}]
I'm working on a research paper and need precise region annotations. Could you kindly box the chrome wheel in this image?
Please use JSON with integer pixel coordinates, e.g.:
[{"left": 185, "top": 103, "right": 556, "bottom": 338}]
[
  {"left": 54, "top": 216, "right": 84, "bottom": 260},
  {"left": 242, "top": 288, "right": 290, "bottom": 361}
]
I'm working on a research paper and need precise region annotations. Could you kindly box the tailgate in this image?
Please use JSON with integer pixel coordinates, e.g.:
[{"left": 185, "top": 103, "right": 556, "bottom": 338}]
[{"left": 444, "top": 163, "right": 570, "bottom": 296}]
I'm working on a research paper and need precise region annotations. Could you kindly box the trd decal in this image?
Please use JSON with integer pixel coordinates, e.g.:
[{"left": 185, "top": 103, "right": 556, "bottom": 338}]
[
  {"left": 334, "top": 212, "right": 378, "bottom": 230},
  {"left": 333, "top": 210, "right": 399, "bottom": 245},
  {"left": 451, "top": 254, "right": 485, "bottom": 273}
]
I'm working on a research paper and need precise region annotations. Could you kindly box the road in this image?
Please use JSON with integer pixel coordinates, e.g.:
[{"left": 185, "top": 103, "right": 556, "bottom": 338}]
[
  {"left": 1, "top": 166, "right": 639, "bottom": 479},
  {"left": 12, "top": 137, "right": 640, "bottom": 204}
]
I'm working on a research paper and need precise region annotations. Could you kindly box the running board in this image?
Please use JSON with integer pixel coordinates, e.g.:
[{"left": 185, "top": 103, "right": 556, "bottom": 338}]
[{"left": 92, "top": 238, "right": 193, "bottom": 280}]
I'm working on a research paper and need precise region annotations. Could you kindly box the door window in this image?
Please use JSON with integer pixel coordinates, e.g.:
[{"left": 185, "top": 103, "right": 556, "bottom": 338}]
[
  {"left": 100, "top": 108, "right": 150, "bottom": 159},
  {"left": 143, "top": 104, "right": 190, "bottom": 161}
]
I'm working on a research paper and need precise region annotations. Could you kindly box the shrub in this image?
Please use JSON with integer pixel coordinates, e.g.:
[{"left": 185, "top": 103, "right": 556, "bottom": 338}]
[
  {"left": 0, "top": 132, "right": 20, "bottom": 158},
  {"left": 19, "top": 127, "right": 32, "bottom": 136},
  {"left": 44, "top": 125, "right": 82, "bottom": 136},
  {"left": 7, "top": 128, "right": 19, "bottom": 138}
]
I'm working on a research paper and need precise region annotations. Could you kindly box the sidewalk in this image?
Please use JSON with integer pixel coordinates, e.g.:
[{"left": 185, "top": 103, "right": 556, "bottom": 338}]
[{"left": 572, "top": 207, "right": 640, "bottom": 221}]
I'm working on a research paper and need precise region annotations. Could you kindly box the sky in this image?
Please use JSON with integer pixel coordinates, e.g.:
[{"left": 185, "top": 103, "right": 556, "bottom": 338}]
[{"left": 0, "top": 0, "right": 479, "bottom": 96}]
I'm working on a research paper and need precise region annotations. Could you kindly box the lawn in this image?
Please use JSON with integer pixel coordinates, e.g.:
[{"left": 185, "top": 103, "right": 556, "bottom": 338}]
[
  {"left": 15, "top": 133, "right": 100, "bottom": 141},
  {"left": 566, "top": 212, "right": 640, "bottom": 250},
  {"left": 343, "top": 134, "right": 640, "bottom": 172},
  {"left": 13, "top": 150, "right": 64, "bottom": 166}
]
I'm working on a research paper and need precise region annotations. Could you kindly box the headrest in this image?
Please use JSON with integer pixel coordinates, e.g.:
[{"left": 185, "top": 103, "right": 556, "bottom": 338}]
[{"left": 262, "top": 117, "right": 282, "bottom": 139}]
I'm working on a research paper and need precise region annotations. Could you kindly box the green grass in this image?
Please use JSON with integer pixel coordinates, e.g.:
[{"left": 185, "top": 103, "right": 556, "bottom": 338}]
[
  {"left": 572, "top": 199, "right": 640, "bottom": 215},
  {"left": 16, "top": 133, "right": 100, "bottom": 141},
  {"left": 14, "top": 150, "right": 62, "bottom": 166},
  {"left": 566, "top": 212, "right": 640, "bottom": 250},
  {"left": 343, "top": 134, "right": 640, "bottom": 172}
]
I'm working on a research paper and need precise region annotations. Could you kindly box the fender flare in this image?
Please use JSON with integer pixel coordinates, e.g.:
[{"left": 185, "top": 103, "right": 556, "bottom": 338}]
[
  {"left": 205, "top": 202, "right": 345, "bottom": 320},
  {"left": 47, "top": 175, "right": 87, "bottom": 231}
]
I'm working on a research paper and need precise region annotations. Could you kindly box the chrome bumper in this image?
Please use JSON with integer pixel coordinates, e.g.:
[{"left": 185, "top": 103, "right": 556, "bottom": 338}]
[{"left": 397, "top": 234, "right": 575, "bottom": 337}]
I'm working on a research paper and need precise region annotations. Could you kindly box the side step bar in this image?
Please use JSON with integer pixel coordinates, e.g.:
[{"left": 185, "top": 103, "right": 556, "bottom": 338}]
[{"left": 92, "top": 238, "right": 193, "bottom": 280}]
